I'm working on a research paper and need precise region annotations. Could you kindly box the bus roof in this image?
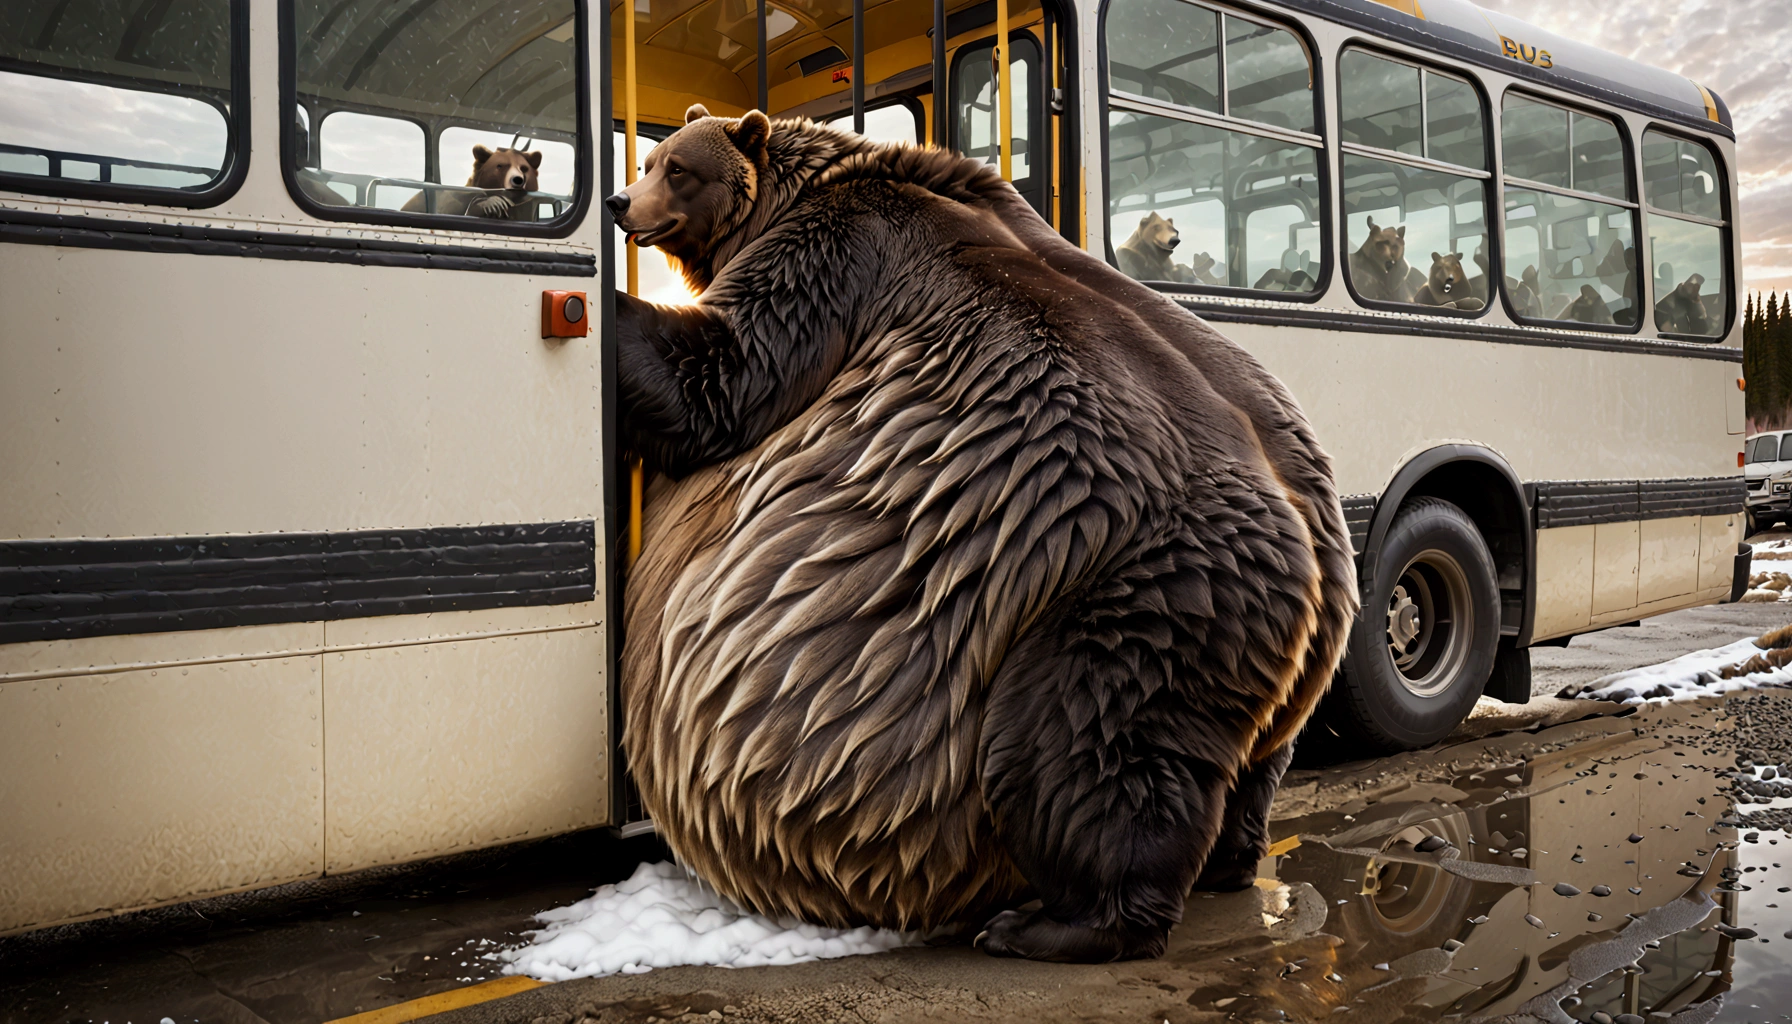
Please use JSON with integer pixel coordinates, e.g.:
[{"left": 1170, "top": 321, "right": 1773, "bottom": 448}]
[{"left": 1272, "top": 0, "right": 1731, "bottom": 139}]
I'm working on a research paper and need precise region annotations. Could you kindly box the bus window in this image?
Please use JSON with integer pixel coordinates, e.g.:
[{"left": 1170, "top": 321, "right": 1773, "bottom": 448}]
[
  {"left": 1501, "top": 96, "right": 1637, "bottom": 327},
  {"left": 953, "top": 36, "right": 1044, "bottom": 215},
  {"left": 1104, "top": 0, "right": 1320, "bottom": 291},
  {"left": 0, "top": 1, "right": 236, "bottom": 202},
  {"left": 289, "top": 0, "right": 582, "bottom": 229},
  {"left": 1643, "top": 130, "right": 1727, "bottom": 338},
  {"left": 319, "top": 112, "right": 425, "bottom": 211},
  {"left": 824, "top": 102, "right": 922, "bottom": 146},
  {"left": 1339, "top": 51, "right": 1488, "bottom": 314}
]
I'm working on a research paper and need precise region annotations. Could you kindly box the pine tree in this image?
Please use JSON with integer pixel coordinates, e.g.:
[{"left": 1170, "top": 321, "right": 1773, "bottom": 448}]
[
  {"left": 1763, "top": 293, "right": 1783, "bottom": 428},
  {"left": 1746, "top": 292, "right": 1762, "bottom": 423},
  {"left": 1776, "top": 293, "right": 1792, "bottom": 429}
]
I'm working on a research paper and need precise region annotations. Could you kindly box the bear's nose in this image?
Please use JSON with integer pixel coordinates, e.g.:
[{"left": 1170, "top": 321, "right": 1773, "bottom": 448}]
[
  {"left": 510, "top": 174, "right": 527, "bottom": 188},
  {"left": 1167, "top": 237, "right": 1179, "bottom": 249},
  {"left": 605, "top": 192, "right": 630, "bottom": 219}
]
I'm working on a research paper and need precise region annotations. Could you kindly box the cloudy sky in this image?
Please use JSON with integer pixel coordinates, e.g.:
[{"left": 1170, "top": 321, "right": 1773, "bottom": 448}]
[{"left": 1481, "top": 0, "right": 1792, "bottom": 296}]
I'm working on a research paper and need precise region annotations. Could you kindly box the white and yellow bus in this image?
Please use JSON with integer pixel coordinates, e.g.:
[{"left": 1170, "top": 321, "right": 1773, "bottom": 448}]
[{"left": 0, "top": 0, "right": 1745, "bottom": 934}]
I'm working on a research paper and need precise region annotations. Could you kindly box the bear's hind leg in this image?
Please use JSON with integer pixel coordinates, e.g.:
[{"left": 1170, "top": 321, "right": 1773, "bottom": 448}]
[
  {"left": 1191, "top": 741, "right": 1295, "bottom": 893},
  {"left": 976, "top": 626, "right": 1248, "bottom": 963}
]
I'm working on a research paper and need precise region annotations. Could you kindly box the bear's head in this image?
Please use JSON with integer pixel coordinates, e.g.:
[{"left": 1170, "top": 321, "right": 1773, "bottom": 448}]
[
  {"left": 1132, "top": 212, "right": 1180, "bottom": 254},
  {"left": 1673, "top": 273, "right": 1706, "bottom": 304},
  {"left": 1428, "top": 251, "right": 1468, "bottom": 298},
  {"left": 605, "top": 104, "right": 771, "bottom": 272},
  {"left": 470, "top": 145, "right": 541, "bottom": 191},
  {"left": 1358, "top": 217, "right": 1406, "bottom": 272}
]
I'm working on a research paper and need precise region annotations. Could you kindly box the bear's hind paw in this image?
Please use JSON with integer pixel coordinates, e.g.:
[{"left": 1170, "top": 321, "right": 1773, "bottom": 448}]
[{"left": 975, "top": 909, "right": 1166, "bottom": 963}]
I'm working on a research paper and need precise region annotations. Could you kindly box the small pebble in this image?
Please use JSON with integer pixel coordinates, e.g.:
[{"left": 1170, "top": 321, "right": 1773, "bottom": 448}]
[
  {"left": 1716, "top": 924, "right": 1758, "bottom": 939},
  {"left": 1629, "top": 887, "right": 1643, "bottom": 895},
  {"left": 1588, "top": 912, "right": 1603, "bottom": 922},
  {"left": 1524, "top": 913, "right": 1545, "bottom": 928},
  {"left": 1591, "top": 885, "right": 1612, "bottom": 897},
  {"left": 1627, "top": 833, "right": 1645, "bottom": 844},
  {"left": 1373, "top": 963, "right": 1389, "bottom": 971},
  {"left": 1553, "top": 883, "right": 1581, "bottom": 897},
  {"left": 1414, "top": 835, "right": 1448, "bottom": 853},
  {"left": 1592, "top": 1012, "right": 1615, "bottom": 1024}
]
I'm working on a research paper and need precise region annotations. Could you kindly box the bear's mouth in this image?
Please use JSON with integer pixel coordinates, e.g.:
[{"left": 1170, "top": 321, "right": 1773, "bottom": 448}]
[
  {"left": 628, "top": 219, "right": 680, "bottom": 248},
  {"left": 1441, "top": 280, "right": 1454, "bottom": 293}
]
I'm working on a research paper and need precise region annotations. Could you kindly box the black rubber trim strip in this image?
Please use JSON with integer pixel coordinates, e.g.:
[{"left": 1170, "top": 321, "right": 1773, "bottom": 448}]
[
  {"left": 0, "top": 521, "right": 596, "bottom": 644},
  {"left": 0, "top": 209, "right": 596, "bottom": 277},
  {"left": 1340, "top": 494, "right": 1375, "bottom": 555},
  {"left": 1176, "top": 299, "right": 1742, "bottom": 363},
  {"left": 1266, "top": 0, "right": 1733, "bottom": 140},
  {"left": 1533, "top": 477, "right": 1745, "bottom": 528}
]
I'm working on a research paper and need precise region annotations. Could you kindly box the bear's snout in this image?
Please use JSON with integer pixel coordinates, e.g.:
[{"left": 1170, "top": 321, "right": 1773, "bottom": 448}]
[
  {"left": 606, "top": 192, "right": 631, "bottom": 219},
  {"left": 508, "top": 171, "right": 529, "bottom": 189}
]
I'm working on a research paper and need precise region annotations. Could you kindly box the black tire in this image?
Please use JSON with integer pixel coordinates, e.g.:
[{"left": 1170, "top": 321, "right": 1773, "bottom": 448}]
[{"left": 1324, "top": 496, "right": 1501, "bottom": 753}]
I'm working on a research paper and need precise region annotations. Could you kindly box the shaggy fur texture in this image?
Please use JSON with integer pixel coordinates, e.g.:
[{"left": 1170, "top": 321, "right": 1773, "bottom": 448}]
[{"left": 611, "top": 106, "right": 1357, "bottom": 962}]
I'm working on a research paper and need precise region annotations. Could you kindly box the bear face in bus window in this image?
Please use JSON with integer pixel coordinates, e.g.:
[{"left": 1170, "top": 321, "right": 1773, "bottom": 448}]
[
  {"left": 400, "top": 144, "right": 542, "bottom": 220},
  {"left": 1116, "top": 212, "right": 1184, "bottom": 283},
  {"left": 1349, "top": 216, "right": 1426, "bottom": 304},
  {"left": 1414, "top": 252, "right": 1484, "bottom": 312},
  {"left": 1655, "top": 273, "right": 1711, "bottom": 335},
  {"left": 1558, "top": 284, "right": 1616, "bottom": 325},
  {"left": 605, "top": 104, "right": 770, "bottom": 281}
]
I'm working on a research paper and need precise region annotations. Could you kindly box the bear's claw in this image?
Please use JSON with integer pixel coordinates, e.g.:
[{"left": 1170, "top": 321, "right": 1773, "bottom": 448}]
[{"left": 975, "top": 909, "right": 1166, "bottom": 963}]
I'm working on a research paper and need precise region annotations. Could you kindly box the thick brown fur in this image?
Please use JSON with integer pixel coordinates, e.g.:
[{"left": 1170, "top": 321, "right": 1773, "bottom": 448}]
[
  {"left": 609, "top": 109, "right": 1357, "bottom": 961},
  {"left": 400, "top": 144, "right": 542, "bottom": 219}
]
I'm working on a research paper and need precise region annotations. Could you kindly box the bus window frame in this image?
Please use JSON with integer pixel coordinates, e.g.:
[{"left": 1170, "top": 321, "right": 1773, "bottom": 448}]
[
  {"left": 1095, "top": 0, "right": 1332, "bottom": 303},
  {"left": 824, "top": 96, "right": 928, "bottom": 146},
  {"left": 0, "top": 0, "right": 252, "bottom": 209},
  {"left": 950, "top": 29, "right": 1050, "bottom": 216},
  {"left": 1334, "top": 42, "right": 1498, "bottom": 321},
  {"left": 276, "top": 0, "right": 595, "bottom": 240},
  {"left": 1495, "top": 86, "right": 1642, "bottom": 336},
  {"left": 1640, "top": 123, "right": 1735, "bottom": 344}
]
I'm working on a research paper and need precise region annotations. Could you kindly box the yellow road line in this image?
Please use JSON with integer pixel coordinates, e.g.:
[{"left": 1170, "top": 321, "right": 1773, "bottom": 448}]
[{"left": 323, "top": 976, "right": 546, "bottom": 1024}]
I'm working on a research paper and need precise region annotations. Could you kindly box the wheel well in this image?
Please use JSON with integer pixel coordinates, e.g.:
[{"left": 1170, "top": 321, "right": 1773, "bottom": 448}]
[{"left": 1363, "top": 448, "right": 1532, "bottom": 640}]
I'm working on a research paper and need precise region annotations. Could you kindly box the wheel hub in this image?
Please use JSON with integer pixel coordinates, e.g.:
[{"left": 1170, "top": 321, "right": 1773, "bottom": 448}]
[{"left": 1386, "top": 585, "right": 1423, "bottom": 652}]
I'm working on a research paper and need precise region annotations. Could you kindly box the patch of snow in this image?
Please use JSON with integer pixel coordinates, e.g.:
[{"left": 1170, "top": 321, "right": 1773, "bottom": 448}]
[
  {"left": 493, "top": 861, "right": 920, "bottom": 983},
  {"left": 1569, "top": 637, "right": 1792, "bottom": 704}
]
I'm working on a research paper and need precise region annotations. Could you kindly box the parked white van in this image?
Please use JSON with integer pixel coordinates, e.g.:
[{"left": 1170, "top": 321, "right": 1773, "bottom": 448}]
[{"left": 1746, "top": 431, "right": 1792, "bottom": 532}]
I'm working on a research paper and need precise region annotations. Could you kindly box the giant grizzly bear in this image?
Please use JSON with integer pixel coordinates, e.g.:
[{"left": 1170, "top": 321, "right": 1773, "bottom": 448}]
[{"left": 606, "top": 105, "right": 1357, "bottom": 963}]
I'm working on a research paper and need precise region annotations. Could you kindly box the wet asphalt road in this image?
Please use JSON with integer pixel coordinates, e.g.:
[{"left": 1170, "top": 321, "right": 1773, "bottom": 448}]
[{"left": 8, "top": 598, "right": 1792, "bottom": 1024}]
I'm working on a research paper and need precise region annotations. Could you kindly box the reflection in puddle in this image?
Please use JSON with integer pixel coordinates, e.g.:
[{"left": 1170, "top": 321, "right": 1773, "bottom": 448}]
[{"left": 1178, "top": 696, "right": 1792, "bottom": 1023}]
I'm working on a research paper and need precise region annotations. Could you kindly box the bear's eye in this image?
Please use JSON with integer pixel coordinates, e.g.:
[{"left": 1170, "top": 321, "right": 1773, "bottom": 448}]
[{"left": 667, "top": 162, "right": 684, "bottom": 177}]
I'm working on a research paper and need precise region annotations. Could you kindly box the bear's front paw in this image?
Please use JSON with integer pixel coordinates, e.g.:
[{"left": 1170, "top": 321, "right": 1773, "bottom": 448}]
[
  {"left": 975, "top": 909, "right": 1166, "bottom": 963},
  {"left": 471, "top": 194, "right": 514, "bottom": 218}
]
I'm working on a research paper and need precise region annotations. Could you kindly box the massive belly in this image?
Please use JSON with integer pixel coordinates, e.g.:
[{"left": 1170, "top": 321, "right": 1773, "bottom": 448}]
[{"left": 619, "top": 371, "right": 1034, "bottom": 930}]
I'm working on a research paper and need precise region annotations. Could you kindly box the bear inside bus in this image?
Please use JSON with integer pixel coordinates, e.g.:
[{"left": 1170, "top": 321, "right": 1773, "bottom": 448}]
[
  {"left": 1348, "top": 216, "right": 1426, "bottom": 303},
  {"left": 1115, "top": 212, "right": 1222, "bottom": 285},
  {"left": 1414, "top": 251, "right": 1485, "bottom": 311},
  {"left": 400, "top": 144, "right": 542, "bottom": 219},
  {"left": 608, "top": 106, "right": 1357, "bottom": 963}
]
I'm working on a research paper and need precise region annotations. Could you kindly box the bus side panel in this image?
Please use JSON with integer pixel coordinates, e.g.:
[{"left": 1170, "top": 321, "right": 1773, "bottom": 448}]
[
  {"left": 322, "top": 627, "right": 608, "bottom": 874},
  {"left": 1532, "top": 525, "right": 1595, "bottom": 640},
  {"left": 0, "top": 652, "right": 325, "bottom": 936},
  {"left": 0, "top": 247, "right": 601, "bottom": 538}
]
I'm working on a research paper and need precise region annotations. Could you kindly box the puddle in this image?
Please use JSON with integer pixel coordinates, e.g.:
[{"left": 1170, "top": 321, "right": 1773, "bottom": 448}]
[{"left": 1174, "top": 694, "right": 1792, "bottom": 1023}]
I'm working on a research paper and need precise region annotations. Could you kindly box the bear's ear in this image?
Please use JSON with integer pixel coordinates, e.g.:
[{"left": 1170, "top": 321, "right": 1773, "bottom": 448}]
[
  {"left": 1165, "top": 218, "right": 1174, "bottom": 225},
  {"left": 1453, "top": 252, "right": 1463, "bottom": 261},
  {"left": 472, "top": 144, "right": 493, "bottom": 166},
  {"left": 1431, "top": 251, "right": 1443, "bottom": 262},
  {"left": 685, "top": 104, "right": 712, "bottom": 124},
  {"left": 725, "top": 110, "right": 771, "bottom": 159},
  {"left": 1366, "top": 215, "right": 1378, "bottom": 231},
  {"left": 1395, "top": 225, "right": 1406, "bottom": 239},
  {"left": 524, "top": 150, "right": 543, "bottom": 169}
]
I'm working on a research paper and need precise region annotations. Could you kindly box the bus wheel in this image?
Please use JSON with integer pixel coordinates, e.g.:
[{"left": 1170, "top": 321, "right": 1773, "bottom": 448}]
[{"left": 1326, "top": 497, "right": 1501, "bottom": 753}]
